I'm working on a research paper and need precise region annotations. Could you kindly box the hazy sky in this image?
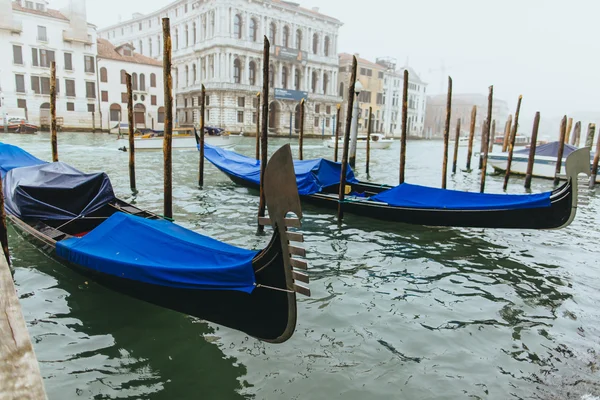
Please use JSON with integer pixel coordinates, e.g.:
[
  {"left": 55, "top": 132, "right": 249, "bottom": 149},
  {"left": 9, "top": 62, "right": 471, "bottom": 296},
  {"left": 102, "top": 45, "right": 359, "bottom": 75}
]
[{"left": 53, "top": 0, "right": 599, "bottom": 129}]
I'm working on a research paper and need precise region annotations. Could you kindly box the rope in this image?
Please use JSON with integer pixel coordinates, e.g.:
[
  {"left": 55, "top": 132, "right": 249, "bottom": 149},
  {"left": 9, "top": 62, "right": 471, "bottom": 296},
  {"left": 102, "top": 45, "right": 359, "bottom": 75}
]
[{"left": 255, "top": 284, "right": 294, "bottom": 294}]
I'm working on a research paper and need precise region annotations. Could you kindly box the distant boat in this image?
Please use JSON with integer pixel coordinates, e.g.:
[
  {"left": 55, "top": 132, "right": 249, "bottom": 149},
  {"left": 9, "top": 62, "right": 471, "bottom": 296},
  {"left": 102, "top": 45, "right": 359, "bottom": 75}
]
[
  {"left": 488, "top": 141, "right": 599, "bottom": 183},
  {"left": 493, "top": 134, "right": 531, "bottom": 147},
  {"left": 449, "top": 137, "right": 471, "bottom": 147},
  {"left": 5, "top": 117, "right": 38, "bottom": 134},
  {"left": 326, "top": 133, "right": 394, "bottom": 150},
  {"left": 117, "top": 126, "right": 235, "bottom": 150}
]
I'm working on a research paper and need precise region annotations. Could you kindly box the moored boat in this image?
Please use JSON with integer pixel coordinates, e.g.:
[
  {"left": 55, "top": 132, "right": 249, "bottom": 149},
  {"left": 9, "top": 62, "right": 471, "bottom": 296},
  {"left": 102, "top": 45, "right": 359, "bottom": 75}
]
[
  {"left": 5, "top": 117, "right": 38, "bottom": 134},
  {"left": 326, "top": 133, "right": 394, "bottom": 150},
  {"left": 493, "top": 134, "right": 530, "bottom": 147},
  {"left": 117, "top": 126, "right": 234, "bottom": 150},
  {"left": 204, "top": 144, "right": 591, "bottom": 229},
  {"left": 1, "top": 142, "right": 309, "bottom": 343}
]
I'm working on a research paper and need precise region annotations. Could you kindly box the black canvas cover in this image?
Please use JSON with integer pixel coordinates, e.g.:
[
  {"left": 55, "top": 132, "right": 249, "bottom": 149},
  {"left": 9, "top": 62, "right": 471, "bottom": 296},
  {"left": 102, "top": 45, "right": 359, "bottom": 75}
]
[{"left": 4, "top": 162, "right": 116, "bottom": 220}]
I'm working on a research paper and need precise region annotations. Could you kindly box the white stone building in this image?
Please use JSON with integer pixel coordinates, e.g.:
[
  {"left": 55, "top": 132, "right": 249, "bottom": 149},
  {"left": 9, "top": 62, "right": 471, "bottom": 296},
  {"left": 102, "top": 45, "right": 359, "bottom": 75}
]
[
  {"left": 377, "top": 58, "right": 428, "bottom": 138},
  {"left": 97, "top": 38, "right": 165, "bottom": 132},
  {"left": 98, "top": 0, "right": 343, "bottom": 135},
  {"left": 0, "top": 0, "right": 99, "bottom": 131}
]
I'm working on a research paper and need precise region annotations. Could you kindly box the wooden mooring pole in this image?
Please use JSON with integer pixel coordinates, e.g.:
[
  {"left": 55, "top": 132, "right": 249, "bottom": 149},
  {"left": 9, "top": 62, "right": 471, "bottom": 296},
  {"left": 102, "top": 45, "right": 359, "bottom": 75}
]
[
  {"left": 452, "top": 118, "right": 461, "bottom": 174},
  {"left": 503, "top": 95, "right": 523, "bottom": 191},
  {"left": 591, "top": 132, "right": 600, "bottom": 188},
  {"left": 565, "top": 117, "right": 573, "bottom": 144},
  {"left": 502, "top": 115, "right": 512, "bottom": 153},
  {"left": 488, "top": 119, "right": 496, "bottom": 154},
  {"left": 572, "top": 121, "right": 581, "bottom": 146},
  {"left": 479, "top": 119, "right": 488, "bottom": 171},
  {"left": 0, "top": 180, "right": 9, "bottom": 267},
  {"left": 163, "top": 18, "right": 173, "bottom": 220},
  {"left": 524, "top": 112, "right": 541, "bottom": 190},
  {"left": 255, "top": 93, "right": 260, "bottom": 160},
  {"left": 338, "top": 56, "right": 357, "bottom": 222},
  {"left": 554, "top": 116, "right": 567, "bottom": 186},
  {"left": 198, "top": 84, "right": 206, "bottom": 187},
  {"left": 257, "top": 36, "right": 270, "bottom": 233},
  {"left": 126, "top": 73, "right": 136, "bottom": 192},
  {"left": 334, "top": 104, "right": 341, "bottom": 162},
  {"left": 442, "top": 76, "right": 452, "bottom": 189},
  {"left": 585, "top": 123, "right": 596, "bottom": 148},
  {"left": 400, "top": 69, "right": 409, "bottom": 184},
  {"left": 480, "top": 86, "right": 493, "bottom": 193},
  {"left": 466, "top": 105, "right": 476, "bottom": 170},
  {"left": 50, "top": 61, "right": 58, "bottom": 162},
  {"left": 366, "top": 106, "right": 372, "bottom": 176},
  {"left": 299, "top": 99, "right": 305, "bottom": 160}
]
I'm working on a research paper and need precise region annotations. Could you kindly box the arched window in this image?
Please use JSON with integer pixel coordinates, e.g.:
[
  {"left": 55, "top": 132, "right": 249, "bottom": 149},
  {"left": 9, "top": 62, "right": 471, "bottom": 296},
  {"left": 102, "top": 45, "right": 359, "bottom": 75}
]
[
  {"left": 150, "top": 73, "right": 157, "bottom": 88},
  {"left": 311, "top": 71, "right": 317, "bottom": 93},
  {"left": 148, "top": 37, "right": 153, "bottom": 57},
  {"left": 100, "top": 67, "right": 108, "bottom": 83},
  {"left": 234, "top": 14, "right": 242, "bottom": 39},
  {"left": 269, "top": 22, "right": 276, "bottom": 45},
  {"left": 121, "top": 69, "right": 127, "bottom": 84},
  {"left": 157, "top": 106, "right": 165, "bottom": 123},
  {"left": 140, "top": 73, "right": 146, "bottom": 91},
  {"left": 296, "top": 29, "right": 302, "bottom": 49},
  {"left": 282, "top": 26, "right": 289, "bottom": 48},
  {"left": 109, "top": 104, "right": 121, "bottom": 121},
  {"left": 250, "top": 18, "right": 258, "bottom": 42},
  {"left": 185, "top": 65, "right": 189, "bottom": 86},
  {"left": 132, "top": 73, "right": 138, "bottom": 90},
  {"left": 312, "top": 33, "right": 319, "bottom": 54},
  {"left": 324, "top": 36, "right": 330, "bottom": 57},
  {"left": 185, "top": 25, "right": 189, "bottom": 47},
  {"left": 323, "top": 73, "right": 329, "bottom": 95},
  {"left": 281, "top": 66, "right": 288, "bottom": 89},
  {"left": 193, "top": 22, "right": 197, "bottom": 43},
  {"left": 210, "top": 11, "right": 215, "bottom": 36},
  {"left": 233, "top": 58, "right": 241, "bottom": 84},
  {"left": 193, "top": 64, "right": 197, "bottom": 83},
  {"left": 294, "top": 68, "right": 301, "bottom": 90},
  {"left": 249, "top": 61, "right": 256, "bottom": 85}
]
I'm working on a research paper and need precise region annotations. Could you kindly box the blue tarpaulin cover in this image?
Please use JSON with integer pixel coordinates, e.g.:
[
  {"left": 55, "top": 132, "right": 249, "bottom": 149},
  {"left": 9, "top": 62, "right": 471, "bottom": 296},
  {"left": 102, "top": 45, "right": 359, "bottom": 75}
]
[
  {"left": 370, "top": 183, "right": 552, "bottom": 210},
  {"left": 0, "top": 142, "right": 46, "bottom": 178},
  {"left": 204, "top": 144, "right": 358, "bottom": 195},
  {"left": 56, "top": 213, "right": 258, "bottom": 293},
  {"left": 4, "top": 162, "right": 116, "bottom": 220},
  {"left": 515, "top": 141, "right": 579, "bottom": 158}
]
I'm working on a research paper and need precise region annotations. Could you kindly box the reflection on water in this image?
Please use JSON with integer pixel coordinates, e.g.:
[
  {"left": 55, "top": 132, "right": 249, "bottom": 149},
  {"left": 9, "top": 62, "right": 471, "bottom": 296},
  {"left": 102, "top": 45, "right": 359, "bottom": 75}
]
[{"left": 2, "top": 132, "right": 599, "bottom": 399}]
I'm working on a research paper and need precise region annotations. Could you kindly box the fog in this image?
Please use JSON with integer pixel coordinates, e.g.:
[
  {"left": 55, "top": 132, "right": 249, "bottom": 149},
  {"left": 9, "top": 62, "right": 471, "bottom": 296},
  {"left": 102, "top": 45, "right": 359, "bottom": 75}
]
[{"left": 57, "top": 0, "right": 600, "bottom": 135}]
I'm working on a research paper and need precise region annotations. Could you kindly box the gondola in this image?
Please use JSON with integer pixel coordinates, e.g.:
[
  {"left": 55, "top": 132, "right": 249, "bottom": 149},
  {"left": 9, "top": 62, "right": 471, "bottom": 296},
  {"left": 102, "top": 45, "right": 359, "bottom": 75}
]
[
  {"left": 203, "top": 144, "right": 591, "bottom": 229},
  {"left": 0, "top": 142, "right": 309, "bottom": 343}
]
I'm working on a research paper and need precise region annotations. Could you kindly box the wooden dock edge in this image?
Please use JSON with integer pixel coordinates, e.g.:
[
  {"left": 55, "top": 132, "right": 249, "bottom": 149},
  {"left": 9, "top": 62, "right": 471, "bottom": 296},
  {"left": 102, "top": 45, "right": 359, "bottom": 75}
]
[{"left": 0, "top": 246, "right": 47, "bottom": 399}]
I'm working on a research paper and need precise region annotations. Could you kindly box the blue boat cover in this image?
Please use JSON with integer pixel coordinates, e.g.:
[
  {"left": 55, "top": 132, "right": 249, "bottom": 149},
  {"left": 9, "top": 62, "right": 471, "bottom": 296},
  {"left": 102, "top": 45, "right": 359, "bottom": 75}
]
[
  {"left": 4, "top": 162, "right": 116, "bottom": 220},
  {"left": 0, "top": 142, "right": 46, "bottom": 178},
  {"left": 204, "top": 144, "right": 358, "bottom": 195},
  {"left": 515, "top": 141, "right": 578, "bottom": 158},
  {"left": 370, "top": 183, "right": 551, "bottom": 210},
  {"left": 56, "top": 213, "right": 258, "bottom": 293}
]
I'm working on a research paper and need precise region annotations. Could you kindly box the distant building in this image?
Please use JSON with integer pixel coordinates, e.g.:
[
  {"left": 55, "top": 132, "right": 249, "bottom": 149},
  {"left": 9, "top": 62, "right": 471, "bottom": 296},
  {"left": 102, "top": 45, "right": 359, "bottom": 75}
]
[
  {"left": 0, "top": 0, "right": 98, "bottom": 130},
  {"left": 98, "top": 0, "right": 343, "bottom": 135},
  {"left": 424, "top": 93, "right": 510, "bottom": 139},
  {"left": 97, "top": 38, "right": 164, "bottom": 132}
]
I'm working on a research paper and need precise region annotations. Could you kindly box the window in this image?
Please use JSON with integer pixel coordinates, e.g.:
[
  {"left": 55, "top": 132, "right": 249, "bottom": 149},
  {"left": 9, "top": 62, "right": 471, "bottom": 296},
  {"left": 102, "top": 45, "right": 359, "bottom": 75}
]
[
  {"left": 67, "top": 102, "right": 75, "bottom": 111},
  {"left": 249, "top": 61, "right": 256, "bottom": 85},
  {"left": 250, "top": 19, "right": 258, "bottom": 42},
  {"left": 315, "top": 105, "right": 320, "bottom": 113},
  {"left": 15, "top": 74, "right": 25, "bottom": 93},
  {"left": 323, "top": 73, "right": 328, "bottom": 95},
  {"left": 17, "top": 99, "right": 26, "bottom": 109},
  {"left": 25, "top": 1, "right": 33, "bottom": 9},
  {"left": 87, "top": 104, "right": 95, "bottom": 112},
  {"left": 84, "top": 56, "right": 95, "bottom": 73},
  {"left": 358, "top": 91, "right": 372, "bottom": 103},
  {"left": 184, "top": 98, "right": 188, "bottom": 108},
  {"left": 209, "top": 55, "right": 214, "bottom": 78},
  {"left": 238, "top": 97, "right": 245, "bottom": 107},
  {"left": 148, "top": 38, "right": 153, "bottom": 57},
  {"left": 175, "top": 29, "right": 179, "bottom": 50},
  {"left": 13, "top": 45, "right": 23, "bottom": 65},
  {"left": 139, "top": 40, "right": 143, "bottom": 55},
  {"left": 283, "top": 26, "right": 289, "bottom": 48},
  {"left": 281, "top": 66, "right": 288, "bottom": 89},
  {"left": 121, "top": 92, "right": 128, "bottom": 103},
  {"left": 252, "top": 112, "right": 257, "bottom": 124},
  {"left": 324, "top": 36, "right": 330, "bottom": 57},
  {"left": 157, "top": 107, "right": 165, "bottom": 123},
  {"left": 326, "top": 105, "right": 331, "bottom": 114},
  {"left": 37, "top": 26, "right": 47, "bottom": 41},
  {"left": 376, "top": 93, "right": 383, "bottom": 105},
  {"left": 185, "top": 25, "right": 189, "bottom": 47},
  {"left": 193, "top": 22, "right": 197, "bottom": 44},
  {"left": 36, "top": 3, "right": 44, "bottom": 11},
  {"left": 269, "top": 66, "right": 274, "bottom": 87},
  {"left": 64, "top": 53, "right": 73, "bottom": 70},
  {"left": 234, "top": 15, "right": 242, "bottom": 39},
  {"left": 205, "top": 94, "right": 210, "bottom": 106},
  {"left": 294, "top": 68, "right": 300, "bottom": 90},
  {"left": 99, "top": 89, "right": 109, "bottom": 103},
  {"left": 339, "top": 82, "right": 344, "bottom": 97},
  {"left": 121, "top": 70, "right": 127, "bottom": 84},
  {"left": 237, "top": 111, "right": 244, "bottom": 123},
  {"left": 86, "top": 81, "right": 96, "bottom": 98},
  {"left": 30, "top": 76, "right": 50, "bottom": 95},
  {"left": 311, "top": 71, "right": 317, "bottom": 93},
  {"left": 326, "top": 118, "right": 330, "bottom": 128},
  {"left": 140, "top": 74, "right": 146, "bottom": 91},
  {"left": 206, "top": 109, "right": 210, "bottom": 121},
  {"left": 378, "top": 71, "right": 384, "bottom": 79},
  {"left": 100, "top": 67, "right": 108, "bottom": 83},
  {"left": 233, "top": 59, "right": 241, "bottom": 84},
  {"left": 150, "top": 73, "right": 157, "bottom": 88},
  {"left": 253, "top": 97, "right": 259, "bottom": 108},
  {"left": 151, "top": 95, "right": 157, "bottom": 105},
  {"left": 312, "top": 33, "right": 319, "bottom": 54},
  {"left": 139, "top": 22, "right": 142, "bottom": 31},
  {"left": 314, "top": 117, "right": 319, "bottom": 128},
  {"left": 132, "top": 73, "right": 138, "bottom": 90},
  {"left": 184, "top": 66, "right": 189, "bottom": 86},
  {"left": 65, "top": 79, "right": 75, "bottom": 97},
  {"left": 32, "top": 48, "right": 55, "bottom": 68},
  {"left": 296, "top": 29, "right": 302, "bottom": 49},
  {"left": 193, "top": 64, "right": 197, "bottom": 84},
  {"left": 269, "top": 22, "right": 276, "bottom": 44}
]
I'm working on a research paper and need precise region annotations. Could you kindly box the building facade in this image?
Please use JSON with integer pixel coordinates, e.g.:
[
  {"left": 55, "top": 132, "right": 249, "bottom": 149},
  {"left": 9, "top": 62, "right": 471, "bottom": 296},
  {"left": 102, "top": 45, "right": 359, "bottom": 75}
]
[
  {"left": 424, "top": 93, "right": 510, "bottom": 139},
  {"left": 338, "top": 54, "right": 428, "bottom": 137},
  {"left": 98, "top": 0, "right": 343, "bottom": 135},
  {"left": 97, "top": 38, "right": 165, "bottom": 132},
  {"left": 0, "top": 0, "right": 98, "bottom": 131}
]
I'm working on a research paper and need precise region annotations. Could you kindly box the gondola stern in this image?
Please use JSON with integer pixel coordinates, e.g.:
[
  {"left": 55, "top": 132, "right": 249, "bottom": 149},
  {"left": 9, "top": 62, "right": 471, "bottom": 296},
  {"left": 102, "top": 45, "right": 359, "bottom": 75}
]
[{"left": 555, "top": 147, "right": 591, "bottom": 230}]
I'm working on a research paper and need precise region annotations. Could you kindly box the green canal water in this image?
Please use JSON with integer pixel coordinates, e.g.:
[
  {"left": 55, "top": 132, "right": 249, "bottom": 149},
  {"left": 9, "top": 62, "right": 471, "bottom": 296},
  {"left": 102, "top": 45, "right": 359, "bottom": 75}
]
[{"left": 3, "top": 132, "right": 600, "bottom": 399}]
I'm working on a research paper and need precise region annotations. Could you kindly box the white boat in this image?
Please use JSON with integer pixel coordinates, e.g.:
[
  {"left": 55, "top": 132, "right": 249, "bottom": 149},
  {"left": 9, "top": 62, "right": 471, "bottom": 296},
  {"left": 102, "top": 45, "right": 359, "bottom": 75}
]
[
  {"left": 449, "top": 137, "right": 472, "bottom": 147},
  {"left": 117, "top": 128, "right": 235, "bottom": 150},
  {"left": 488, "top": 141, "right": 599, "bottom": 183},
  {"left": 326, "top": 134, "right": 394, "bottom": 150}
]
